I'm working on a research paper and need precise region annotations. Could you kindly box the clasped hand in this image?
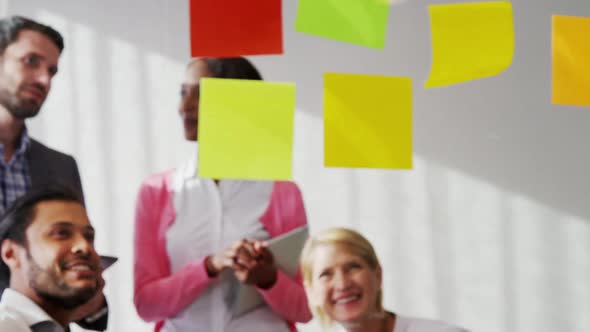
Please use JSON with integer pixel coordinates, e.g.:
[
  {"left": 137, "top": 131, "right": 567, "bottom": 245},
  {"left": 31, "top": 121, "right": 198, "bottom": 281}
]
[{"left": 206, "top": 239, "right": 278, "bottom": 289}]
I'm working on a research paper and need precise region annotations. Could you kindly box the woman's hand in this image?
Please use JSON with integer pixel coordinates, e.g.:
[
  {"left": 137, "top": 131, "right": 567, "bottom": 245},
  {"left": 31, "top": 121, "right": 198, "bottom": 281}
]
[
  {"left": 206, "top": 239, "right": 260, "bottom": 277},
  {"left": 207, "top": 239, "right": 278, "bottom": 289},
  {"left": 232, "top": 240, "right": 278, "bottom": 289},
  {"left": 206, "top": 246, "right": 237, "bottom": 277}
]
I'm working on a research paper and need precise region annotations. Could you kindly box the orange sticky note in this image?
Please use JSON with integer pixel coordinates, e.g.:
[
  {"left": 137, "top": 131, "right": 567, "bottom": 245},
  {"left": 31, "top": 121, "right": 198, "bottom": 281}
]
[
  {"left": 552, "top": 15, "right": 590, "bottom": 106},
  {"left": 190, "top": 0, "right": 283, "bottom": 57}
]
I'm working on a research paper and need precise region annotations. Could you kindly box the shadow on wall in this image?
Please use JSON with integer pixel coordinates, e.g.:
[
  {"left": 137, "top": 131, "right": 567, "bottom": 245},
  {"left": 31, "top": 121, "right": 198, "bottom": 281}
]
[
  {"left": 256, "top": 0, "right": 590, "bottom": 222},
  {"left": 294, "top": 152, "right": 588, "bottom": 332},
  {"left": 13, "top": 0, "right": 590, "bottom": 222},
  {"left": 5, "top": 1, "right": 182, "bottom": 332},
  {"left": 5, "top": 1, "right": 589, "bottom": 332}
]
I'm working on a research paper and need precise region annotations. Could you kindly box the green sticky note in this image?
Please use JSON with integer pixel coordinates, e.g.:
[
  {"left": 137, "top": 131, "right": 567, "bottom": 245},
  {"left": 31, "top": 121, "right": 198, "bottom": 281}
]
[
  {"left": 295, "top": 0, "right": 391, "bottom": 49},
  {"left": 197, "top": 78, "right": 296, "bottom": 180},
  {"left": 324, "top": 73, "right": 413, "bottom": 169}
]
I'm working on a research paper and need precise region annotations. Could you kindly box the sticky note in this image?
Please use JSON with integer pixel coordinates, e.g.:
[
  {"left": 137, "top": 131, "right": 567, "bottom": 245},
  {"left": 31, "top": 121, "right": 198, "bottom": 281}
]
[
  {"left": 190, "top": 0, "right": 283, "bottom": 57},
  {"left": 324, "top": 73, "right": 413, "bottom": 169},
  {"left": 295, "top": 0, "right": 391, "bottom": 49},
  {"left": 425, "top": 1, "right": 514, "bottom": 88},
  {"left": 197, "top": 78, "right": 295, "bottom": 180},
  {"left": 552, "top": 15, "right": 590, "bottom": 106}
]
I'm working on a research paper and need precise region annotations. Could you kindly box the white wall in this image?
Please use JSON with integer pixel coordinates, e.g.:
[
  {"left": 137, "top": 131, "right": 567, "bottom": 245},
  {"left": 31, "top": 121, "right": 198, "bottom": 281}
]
[{"left": 3, "top": 0, "right": 590, "bottom": 331}]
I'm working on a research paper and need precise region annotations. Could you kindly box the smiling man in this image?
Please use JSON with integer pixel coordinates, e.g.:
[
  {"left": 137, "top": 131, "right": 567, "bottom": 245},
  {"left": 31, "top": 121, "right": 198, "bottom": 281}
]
[
  {"left": 0, "top": 186, "right": 101, "bottom": 331},
  {"left": 0, "top": 16, "right": 109, "bottom": 330}
]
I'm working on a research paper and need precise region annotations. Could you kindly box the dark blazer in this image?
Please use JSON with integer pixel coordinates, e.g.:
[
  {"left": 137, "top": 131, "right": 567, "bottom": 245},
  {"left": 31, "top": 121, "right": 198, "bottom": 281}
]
[{"left": 26, "top": 139, "right": 84, "bottom": 202}]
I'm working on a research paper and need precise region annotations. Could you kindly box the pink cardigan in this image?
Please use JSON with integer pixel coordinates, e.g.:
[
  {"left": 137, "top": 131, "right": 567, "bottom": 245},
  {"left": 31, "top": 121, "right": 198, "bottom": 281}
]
[{"left": 133, "top": 170, "right": 312, "bottom": 331}]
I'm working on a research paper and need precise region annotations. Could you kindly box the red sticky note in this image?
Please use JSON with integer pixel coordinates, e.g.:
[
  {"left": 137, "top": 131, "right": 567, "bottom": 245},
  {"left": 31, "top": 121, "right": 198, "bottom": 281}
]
[{"left": 190, "top": 0, "right": 283, "bottom": 57}]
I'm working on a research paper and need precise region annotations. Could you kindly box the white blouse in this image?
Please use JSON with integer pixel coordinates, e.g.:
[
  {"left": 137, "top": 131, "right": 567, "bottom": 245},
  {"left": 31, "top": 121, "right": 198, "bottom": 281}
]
[
  {"left": 392, "top": 316, "right": 468, "bottom": 332},
  {"left": 338, "top": 315, "right": 468, "bottom": 332},
  {"left": 163, "top": 153, "right": 290, "bottom": 332}
]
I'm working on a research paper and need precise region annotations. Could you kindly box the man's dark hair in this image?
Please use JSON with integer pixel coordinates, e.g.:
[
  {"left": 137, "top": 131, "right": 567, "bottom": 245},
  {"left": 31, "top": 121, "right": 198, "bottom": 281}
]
[
  {"left": 0, "top": 15, "right": 64, "bottom": 54},
  {"left": 200, "top": 57, "right": 263, "bottom": 81},
  {"left": 0, "top": 185, "right": 82, "bottom": 287}
]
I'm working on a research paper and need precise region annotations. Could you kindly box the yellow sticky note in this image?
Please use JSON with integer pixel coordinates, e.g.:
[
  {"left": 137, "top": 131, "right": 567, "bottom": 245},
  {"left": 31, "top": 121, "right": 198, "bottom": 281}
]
[
  {"left": 425, "top": 1, "right": 514, "bottom": 88},
  {"left": 197, "top": 78, "right": 295, "bottom": 180},
  {"left": 552, "top": 15, "right": 590, "bottom": 106},
  {"left": 324, "top": 73, "right": 412, "bottom": 169}
]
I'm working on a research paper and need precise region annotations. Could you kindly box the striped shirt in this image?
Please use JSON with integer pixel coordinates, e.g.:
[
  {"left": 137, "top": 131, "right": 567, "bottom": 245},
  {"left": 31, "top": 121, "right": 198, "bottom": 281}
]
[{"left": 0, "top": 129, "right": 31, "bottom": 216}]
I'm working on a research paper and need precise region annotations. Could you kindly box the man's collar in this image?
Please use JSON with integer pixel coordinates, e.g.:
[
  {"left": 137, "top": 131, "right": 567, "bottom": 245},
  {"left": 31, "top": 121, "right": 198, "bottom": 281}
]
[
  {"left": 0, "top": 288, "right": 61, "bottom": 329},
  {"left": 0, "top": 126, "right": 30, "bottom": 155},
  {"left": 14, "top": 126, "right": 31, "bottom": 156}
]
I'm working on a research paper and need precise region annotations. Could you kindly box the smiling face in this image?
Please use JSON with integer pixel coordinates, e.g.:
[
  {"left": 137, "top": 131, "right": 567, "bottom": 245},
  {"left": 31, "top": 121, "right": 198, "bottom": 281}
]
[
  {"left": 17, "top": 200, "right": 100, "bottom": 309},
  {"left": 306, "top": 244, "right": 382, "bottom": 325},
  {"left": 178, "top": 59, "right": 213, "bottom": 141},
  {"left": 0, "top": 29, "right": 60, "bottom": 119}
]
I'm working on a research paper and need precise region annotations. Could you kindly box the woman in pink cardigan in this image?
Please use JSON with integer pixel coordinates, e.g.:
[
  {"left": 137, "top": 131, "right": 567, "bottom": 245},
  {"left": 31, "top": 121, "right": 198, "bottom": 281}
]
[{"left": 133, "top": 57, "right": 312, "bottom": 332}]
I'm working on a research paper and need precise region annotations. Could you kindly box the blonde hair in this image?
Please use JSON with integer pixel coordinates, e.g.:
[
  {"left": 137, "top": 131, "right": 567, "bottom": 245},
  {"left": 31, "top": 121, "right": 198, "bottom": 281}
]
[{"left": 300, "top": 228, "right": 383, "bottom": 327}]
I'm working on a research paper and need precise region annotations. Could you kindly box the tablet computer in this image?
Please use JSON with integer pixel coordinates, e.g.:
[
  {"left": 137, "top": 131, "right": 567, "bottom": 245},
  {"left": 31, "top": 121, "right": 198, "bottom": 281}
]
[{"left": 229, "top": 225, "right": 309, "bottom": 316}]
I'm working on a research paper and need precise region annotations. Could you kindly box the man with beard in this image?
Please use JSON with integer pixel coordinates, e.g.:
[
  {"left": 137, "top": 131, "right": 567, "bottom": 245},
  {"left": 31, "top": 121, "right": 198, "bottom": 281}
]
[
  {"left": 0, "top": 16, "right": 108, "bottom": 330},
  {"left": 0, "top": 15, "right": 82, "bottom": 215},
  {"left": 0, "top": 186, "right": 101, "bottom": 331}
]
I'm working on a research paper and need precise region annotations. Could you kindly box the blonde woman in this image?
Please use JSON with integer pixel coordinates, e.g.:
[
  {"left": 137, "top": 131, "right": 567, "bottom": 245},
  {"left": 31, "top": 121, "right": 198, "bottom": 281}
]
[{"left": 300, "top": 228, "right": 468, "bottom": 332}]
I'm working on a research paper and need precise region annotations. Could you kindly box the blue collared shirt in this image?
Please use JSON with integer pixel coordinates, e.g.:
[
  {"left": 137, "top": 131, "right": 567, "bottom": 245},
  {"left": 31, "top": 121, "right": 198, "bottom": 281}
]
[{"left": 0, "top": 128, "right": 31, "bottom": 215}]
